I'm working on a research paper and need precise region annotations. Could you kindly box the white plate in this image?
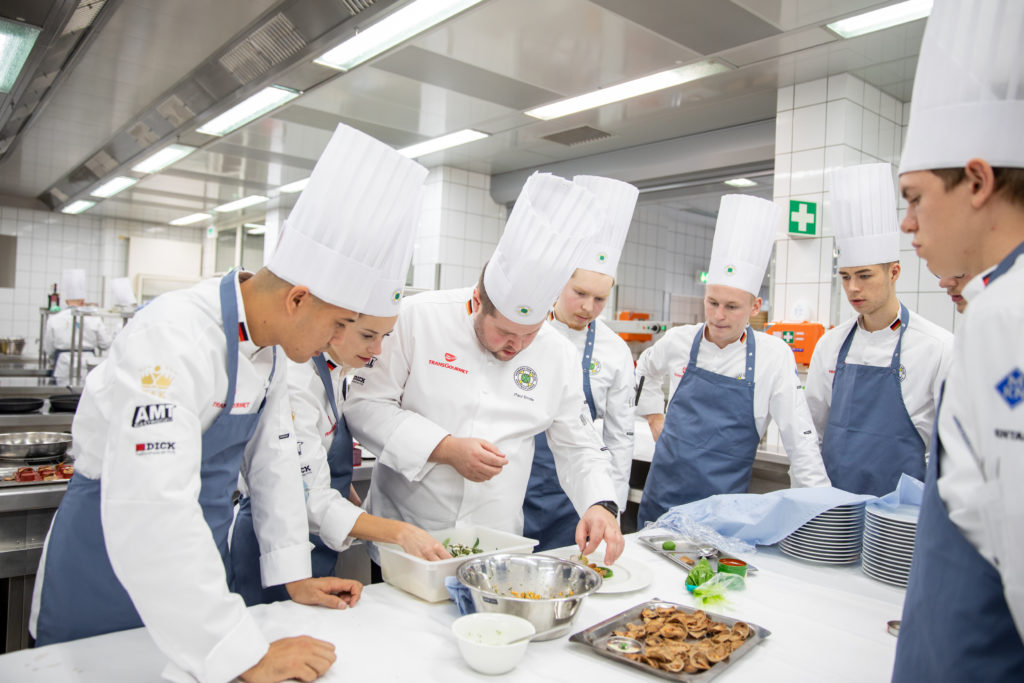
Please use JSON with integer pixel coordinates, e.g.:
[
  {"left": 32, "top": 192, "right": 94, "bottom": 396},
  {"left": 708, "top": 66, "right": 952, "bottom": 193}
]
[
  {"left": 866, "top": 503, "right": 920, "bottom": 525},
  {"left": 779, "top": 543, "right": 861, "bottom": 565},
  {"left": 544, "top": 549, "right": 653, "bottom": 595},
  {"left": 863, "top": 527, "right": 917, "bottom": 547},
  {"left": 789, "top": 528, "right": 864, "bottom": 543}
]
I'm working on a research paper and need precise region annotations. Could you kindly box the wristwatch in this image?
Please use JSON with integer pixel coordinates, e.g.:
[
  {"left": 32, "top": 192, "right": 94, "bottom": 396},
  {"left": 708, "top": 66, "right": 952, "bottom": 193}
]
[{"left": 592, "top": 500, "right": 619, "bottom": 518}]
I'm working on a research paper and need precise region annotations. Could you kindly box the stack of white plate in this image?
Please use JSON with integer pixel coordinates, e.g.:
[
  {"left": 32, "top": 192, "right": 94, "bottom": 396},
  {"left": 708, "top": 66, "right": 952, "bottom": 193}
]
[
  {"left": 779, "top": 502, "right": 865, "bottom": 564},
  {"left": 861, "top": 503, "right": 919, "bottom": 587}
]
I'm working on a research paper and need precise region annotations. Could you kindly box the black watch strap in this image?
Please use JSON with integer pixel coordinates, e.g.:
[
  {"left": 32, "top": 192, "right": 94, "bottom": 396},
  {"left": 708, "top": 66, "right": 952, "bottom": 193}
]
[{"left": 593, "top": 500, "right": 619, "bottom": 518}]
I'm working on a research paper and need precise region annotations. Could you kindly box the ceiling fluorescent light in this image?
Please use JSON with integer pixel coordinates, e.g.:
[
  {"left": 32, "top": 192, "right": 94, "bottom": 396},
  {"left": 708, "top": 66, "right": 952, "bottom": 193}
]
[
  {"left": 91, "top": 176, "right": 138, "bottom": 198},
  {"left": 724, "top": 178, "right": 758, "bottom": 188},
  {"left": 245, "top": 223, "right": 267, "bottom": 235},
  {"left": 0, "top": 18, "right": 41, "bottom": 94},
  {"left": 61, "top": 200, "right": 96, "bottom": 215},
  {"left": 169, "top": 212, "right": 211, "bottom": 226},
  {"left": 525, "top": 60, "right": 731, "bottom": 121},
  {"left": 398, "top": 129, "right": 488, "bottom": 158},
  {"left": 278, "top": 177, "right": 309, "bottom": 193},
  {"left": 826, "top": 0, "right": 932, "bottom": 39},
  {"left": 132, "top": 144, "right": 197, "bottom": 173},
  {"left": 196, "top": 86, "right": 299, "bottom": 137},
  {"left": 316, "top": 0, "right": 485, "bottom": 71},
  {"left": 214, "top": 195, "right": 268, "bottom": 213}
]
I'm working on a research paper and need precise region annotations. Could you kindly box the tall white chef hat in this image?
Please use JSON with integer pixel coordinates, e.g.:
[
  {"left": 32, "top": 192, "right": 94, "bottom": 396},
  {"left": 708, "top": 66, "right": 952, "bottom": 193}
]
[
  {"left": 900, "top": 0, "right": 1024, "bottom": 173},
  {"left": 706, "top": 195, "right": 781, "bottom": 297},
  {"left": 483, "top": 172, "right": 602, "bottom": 325},
  {"left": 61, "top": 269, "right": 86, "bottom": 301},
  {"left": 571, "top": 175, "right": 639, "bottom": 277},
  {"left": 110, "top": 277, "right": 136, "bottom": 307},
  {"left": 268, "top": 123, "right": 428, "bottom": 315},
  {"left": 828, "top": 163, "right": 900, "bottom": 267}
]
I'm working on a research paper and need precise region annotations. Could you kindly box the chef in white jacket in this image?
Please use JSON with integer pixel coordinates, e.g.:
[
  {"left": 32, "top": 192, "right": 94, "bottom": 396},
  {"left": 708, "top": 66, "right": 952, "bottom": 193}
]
[
  {"left": 892, "top": 1, "right": 1024, "bottom": 678},
  {"left": 43, "top": 269, "right": 113, "bottom": 382},
  {"left": 523, "top": 175, "right": 638, "bottom": 551},
  {"left": 805, "top": 163, "right": 953, "bottom": 496},
  {"left": 229, "top": 141, "right": 447, "bottom": 605},
  {"left": 636, "top": 195, "right": 830, "bottom": 527},
  {"left": 30, "top": 123, "right": 427, "bottom": 683},
  {"left": 345, "top": 172, "right": 625, "bottom": 564}
]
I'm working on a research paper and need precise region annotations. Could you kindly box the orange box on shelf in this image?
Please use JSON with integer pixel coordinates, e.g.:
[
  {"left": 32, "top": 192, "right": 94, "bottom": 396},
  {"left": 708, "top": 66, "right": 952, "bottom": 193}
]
[
  {"left": 763, "top": 320, "right": 826, "bottom": 366},
  {"left": 617, "top": 311, "right": 652, "bottom": 342}
]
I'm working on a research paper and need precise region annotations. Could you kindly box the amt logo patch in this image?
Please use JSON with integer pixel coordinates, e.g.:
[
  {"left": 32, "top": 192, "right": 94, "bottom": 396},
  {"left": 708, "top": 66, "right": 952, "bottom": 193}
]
[
  {"left": 996, "top": 367, "right": 1024, "bottom": 408},
  {"left": 131, "top": 403, "right": 174, "bottom": 428},
  {"left": 514, "top": 366, "right": 538, "bottom": 391}
]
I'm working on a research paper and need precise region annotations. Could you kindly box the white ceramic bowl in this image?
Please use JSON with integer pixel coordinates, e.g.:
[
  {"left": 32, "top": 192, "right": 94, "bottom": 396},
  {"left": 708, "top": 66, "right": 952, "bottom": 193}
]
[{"left": 451, "top": 612, "right": 536, "bottom": 675}]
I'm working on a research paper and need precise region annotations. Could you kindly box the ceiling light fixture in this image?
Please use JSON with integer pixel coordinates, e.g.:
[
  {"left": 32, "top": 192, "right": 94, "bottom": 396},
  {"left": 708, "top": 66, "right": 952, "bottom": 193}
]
[
  {"left": 61, "top": 200, "right": 96, "bottom": 215},
  {"left": 315, "top": 0, "right": 486, "bottom": 71},
  {"left": 245, "top": 223, "right": 267, "bottom": 235},
  {"left": 826, "top": 0, "right": 932, "bottom": 39},
  {"left": 132, "top": 143, "right": 197, "bottom": 173},
  {"left": 90, "top": 176, "right": 138, "bottom": 198},
  {"left": 724, "top": 178, "right": 758, "bottom": 188},
  {"left": 277, "top": 177, "right": 309, "bottom": 193},
  {"left": 0, "top": 18, "right": 41, "bottom": 94},
  {"left": 169, "top": 212, "right": 212, "bottom": 226},
  {"left": 196, "top": 86, "right": 300, "bottom": 137},
  {"left": 214, "top": 195, "right": 268, "bottom": 213},
  {"left": 398, "top": 129, "right": 488, "bottom": 158},
  {"left": 525, "top": 60, "right": 732, "bottom": 121}
]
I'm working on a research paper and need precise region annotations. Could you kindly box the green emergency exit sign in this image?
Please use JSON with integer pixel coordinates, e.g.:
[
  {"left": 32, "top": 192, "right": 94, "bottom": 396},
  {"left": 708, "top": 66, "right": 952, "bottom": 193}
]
[{"left": 789, "top": 200, "right": 817, "bottom": 237}]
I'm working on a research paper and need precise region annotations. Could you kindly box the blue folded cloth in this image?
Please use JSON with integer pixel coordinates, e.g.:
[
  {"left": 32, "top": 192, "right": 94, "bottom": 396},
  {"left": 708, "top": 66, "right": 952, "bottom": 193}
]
[
  {"left": 444, "top": 576, "right": 476, "bottom": 615},
  {"left": 660, "top": 486, "right": 879, "bottom": 546}
]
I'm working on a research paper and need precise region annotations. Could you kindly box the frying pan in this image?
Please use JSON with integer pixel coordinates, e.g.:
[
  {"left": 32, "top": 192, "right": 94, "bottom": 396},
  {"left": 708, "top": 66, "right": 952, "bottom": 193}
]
[
  {"left": 0, "top": 398, "right": 44, "bottom": 414},
  {"left": 48, "top": 394, "right": 81, "bottom": 413},
  {"left": 0, "top": 432, "right": 72, "bottom": 459}
]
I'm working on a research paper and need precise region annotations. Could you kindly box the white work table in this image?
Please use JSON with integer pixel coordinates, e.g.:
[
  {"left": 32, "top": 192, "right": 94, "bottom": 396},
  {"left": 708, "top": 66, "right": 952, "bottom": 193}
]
[{"left": 0, "top": 535, "right": 904, "bottom": 682}]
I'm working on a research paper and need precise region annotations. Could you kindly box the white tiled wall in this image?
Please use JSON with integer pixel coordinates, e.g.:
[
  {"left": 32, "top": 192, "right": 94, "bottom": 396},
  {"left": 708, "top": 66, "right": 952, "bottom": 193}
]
[
  {"left": 411, "top": 166, "right": 506, "bottom": 291},
  {"left": 0, "top": 206, "right": 202, "bottom": 350}
]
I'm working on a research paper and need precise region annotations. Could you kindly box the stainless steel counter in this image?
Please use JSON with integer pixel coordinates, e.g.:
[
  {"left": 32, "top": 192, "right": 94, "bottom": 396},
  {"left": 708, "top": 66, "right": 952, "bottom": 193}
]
[{"left": 0, "top": 376, "right": 78, "bottom": 398}]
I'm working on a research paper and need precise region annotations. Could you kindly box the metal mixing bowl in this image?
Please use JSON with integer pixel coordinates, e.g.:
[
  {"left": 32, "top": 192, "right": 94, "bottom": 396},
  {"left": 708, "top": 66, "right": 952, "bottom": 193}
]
[
  {"left": 0, "top": 432, "right": 73, "bottom": 460},
  {"left": 456, "top": 553, "right": 602, "bottom": 640}
]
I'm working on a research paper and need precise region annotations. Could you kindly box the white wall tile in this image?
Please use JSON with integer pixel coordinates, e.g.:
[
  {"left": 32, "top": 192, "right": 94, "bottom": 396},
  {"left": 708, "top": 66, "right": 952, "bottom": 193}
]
[
  {"left": 896, "top": 250, "right": 920, "bottom": 294},
  {"left": 861, "top": 110, "right": 880, "bottom": 159},
  {"left": 777, "top": 85, "right": 794, "bottom": 112},
  {"left": 776, "top": 109, "right": 794, "bottom": 155},
  {"left": 790, "top": 149, "right": 826, "bottom": 195},
  {"left": 879, "top": 93, "right": 898, "bottom": 123},
  {"left": 917, "top": 291, "right": 954, "bottom": 333},
  {"left": 792, "top": 103, "right": 827, "bottom": 151},
  {"left": 862, "top": 84, "right": 881, "bottom": 114},
  {"left": 786, "top": 237, "right": 822, "bottom": 283},
  {"left": 794, "top": 78, "right": 828, "bottom": 107},
  {"left": 774, "top": 153, "right": 792, "bottom": 198}
]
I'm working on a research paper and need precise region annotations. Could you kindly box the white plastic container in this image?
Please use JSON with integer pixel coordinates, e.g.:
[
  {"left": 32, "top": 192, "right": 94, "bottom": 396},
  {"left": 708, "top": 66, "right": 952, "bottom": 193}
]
[{"left": 378, "top": 525, "right": 538, "bottom": 602}]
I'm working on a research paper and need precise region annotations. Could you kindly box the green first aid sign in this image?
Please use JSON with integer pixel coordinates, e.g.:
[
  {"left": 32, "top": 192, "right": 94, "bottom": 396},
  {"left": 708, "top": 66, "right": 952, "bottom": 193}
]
[{"left": 789, "top": 200, "right": 817, "bottom": 236}]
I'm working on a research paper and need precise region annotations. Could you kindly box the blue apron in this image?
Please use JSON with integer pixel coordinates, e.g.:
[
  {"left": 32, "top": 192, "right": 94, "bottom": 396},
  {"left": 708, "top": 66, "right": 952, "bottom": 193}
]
[
  {"left": 35, "top": 270, "right": 276, "bottom": 645},
  {"left": 821, "top": 304, "right": 925, "bottom": 495},
  {"left": 523, "top": 322, "right": 598, "bottom": 551},
  {"left": 230, "top": 354, "right": 353, "bottom": 605},
  {"left": 893, "top": 243, "right": 1024, "bottom": 681},
  {"left": 637, "top": 326, "right": 759, "bottom": 528}
]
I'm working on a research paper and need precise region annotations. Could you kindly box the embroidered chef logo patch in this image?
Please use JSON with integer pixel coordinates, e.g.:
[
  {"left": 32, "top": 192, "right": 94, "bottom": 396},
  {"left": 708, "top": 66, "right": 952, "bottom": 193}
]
[
  {"left": 135, "top": 441, "right": 175, "bottom": 455},
  {"left": 996, "top": 367, "right": 1024, "bottom": 408},
  {"left": 392, "top": 289, "right": 402, "bottom": 304},
  {"left": 131, "top": 403, "right": 175, "bottom": 428},
  {"left": 140, "top": 365, "right": 174, "bottom": 398},
  {"left": 597, "top": 252, "right": 608, "bottom": 264},
  {"left": 589, "top": 359, "right": 601, "bottom": 376},
  {"left": 514, "top": 366, "right": 538, "bottom": 391},
  {"left": 898, "top": 364, "right": 907, "bottom": 382},
  {"left": 517, "top": 305, "right": 532, "bottom": 317},
  {"left": 428, "top": 354, "right": 469, "bottom": 374}
]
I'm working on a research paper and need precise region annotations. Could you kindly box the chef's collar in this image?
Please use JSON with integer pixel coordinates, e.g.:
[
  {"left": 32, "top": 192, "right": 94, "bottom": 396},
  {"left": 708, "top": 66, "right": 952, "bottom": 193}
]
[
  {"left": 856, "top": 312, "right": 902, "bottom": 334},
  {"left": 703, "top": 326, "right": 746, "bottom": 346},
  {"left": 963, "top": 266, "right": 995, "bottom": 303},
  {"left": 233, "top": 271, "right": 261, "bottom": 359}
]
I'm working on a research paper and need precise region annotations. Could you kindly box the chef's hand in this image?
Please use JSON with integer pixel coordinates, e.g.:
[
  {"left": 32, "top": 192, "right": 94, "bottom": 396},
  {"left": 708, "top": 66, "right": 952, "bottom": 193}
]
[
  {"left": 397, "top": 522, "right": 453, "bottom": 561},
  {"left": 348, "top": 484, "right": 362, "bottom": 507},
  {"left": 576, "top": 506, "right": 625, "bottom": 565},
  {"left": 240, "top": 636, "right": 335, "bottom": 683},
  {"left": 286, "top": 577, "right": 363, "bottom": 609},
  {"left": 429, "top": 435, "right": 508, "bottom": 482},
  {"left": 646, "top": 413, "right": 665, "bottom": 442}
]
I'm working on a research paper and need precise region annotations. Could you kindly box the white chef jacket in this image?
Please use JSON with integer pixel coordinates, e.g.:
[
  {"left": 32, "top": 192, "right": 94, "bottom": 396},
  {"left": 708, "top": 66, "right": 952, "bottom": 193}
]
[
  {"left": 42, "top": 307, "right": 114, "bottom": 382},
  {"left": 805, "top": 307, "right": 954, "bottom": 459},
  {"left": 30, "top": 273, "right": 312, "bottom": 683},
  {"left": 635, "top": 325, "right": 831, "bottom": 488},
  {"left": 344, "top": 288, "right": 617, "bottom": 535},
  {"left": 936, "top": 251, "right": 1024, "bottom": 635},
  {"left": 546, "top": 315, "right": 635, "bottom": 508},
  {"left": 286, "top": 358, "right": 364, "bottom": 551}
]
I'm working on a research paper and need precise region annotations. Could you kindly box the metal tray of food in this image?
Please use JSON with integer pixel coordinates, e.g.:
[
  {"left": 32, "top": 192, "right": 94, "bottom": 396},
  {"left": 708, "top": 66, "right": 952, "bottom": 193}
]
[
  {"left": 638, "top": 535, "right": 758, "bottom": 575},
  {"left": 569, "top": 599, "right": 770, "bottom": 681}
]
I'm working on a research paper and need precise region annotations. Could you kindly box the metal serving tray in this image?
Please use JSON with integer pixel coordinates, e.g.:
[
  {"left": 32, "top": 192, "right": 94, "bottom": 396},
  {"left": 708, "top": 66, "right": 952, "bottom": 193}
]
[
  {"left": 638, "top": 535, "right": 758, "bottom": 575},
  {"left": 569, "top": 599, "right": 770, "bottom": 681}
]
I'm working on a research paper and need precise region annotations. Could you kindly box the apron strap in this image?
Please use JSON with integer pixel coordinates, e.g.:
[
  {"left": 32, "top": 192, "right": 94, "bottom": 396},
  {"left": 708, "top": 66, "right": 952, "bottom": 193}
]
[
  {"left": 689, "top": 324, "right": 756, "bottom": 385},
  {"left": 888, "top": 303, "right": 911, "bottom": 371},
  {"left": 312, "top": 354, "right": 341, "bottom": 425},
  {"left": 218, "top": 270, "right": 276, "bottom": 412},
  {"left": 581, "top": 322, "right": 597, "bottom": 420}
]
